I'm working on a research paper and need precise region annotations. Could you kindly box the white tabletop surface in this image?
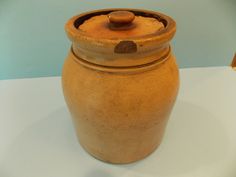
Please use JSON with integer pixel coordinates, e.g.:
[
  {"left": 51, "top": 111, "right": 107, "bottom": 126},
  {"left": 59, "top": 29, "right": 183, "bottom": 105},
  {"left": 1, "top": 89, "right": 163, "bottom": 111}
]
[{"left": 0, "top": 67, "right": 236, "bottom": 177}]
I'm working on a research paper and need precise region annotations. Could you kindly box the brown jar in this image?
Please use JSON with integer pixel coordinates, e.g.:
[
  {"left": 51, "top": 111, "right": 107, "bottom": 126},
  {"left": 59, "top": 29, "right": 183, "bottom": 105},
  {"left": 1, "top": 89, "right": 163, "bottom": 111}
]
[{"left": 62, "top": 8, "right": 179, "bottom": 164}]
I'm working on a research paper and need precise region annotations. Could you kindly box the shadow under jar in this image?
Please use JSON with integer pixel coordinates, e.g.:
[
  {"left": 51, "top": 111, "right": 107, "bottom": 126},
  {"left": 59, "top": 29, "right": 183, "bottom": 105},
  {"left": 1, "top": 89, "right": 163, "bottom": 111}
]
[{"left": 62, "top": 8, "right": 179, "bottom": 164}]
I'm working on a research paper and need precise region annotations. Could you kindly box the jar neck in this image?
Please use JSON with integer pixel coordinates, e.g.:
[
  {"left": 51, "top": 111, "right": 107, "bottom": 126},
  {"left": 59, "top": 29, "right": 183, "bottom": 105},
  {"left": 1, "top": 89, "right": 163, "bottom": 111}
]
[
  {"left": 72, "top": 43, "right": 171, "bottom": 68},
  {"left": 71, "top": 44, "right": 172, "bottom": 73}
]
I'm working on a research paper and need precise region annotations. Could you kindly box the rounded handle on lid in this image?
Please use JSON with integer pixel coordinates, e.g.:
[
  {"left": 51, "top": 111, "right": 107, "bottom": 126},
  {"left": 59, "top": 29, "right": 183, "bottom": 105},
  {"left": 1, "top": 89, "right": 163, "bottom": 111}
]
[
  {"left": 108, "top": 11, "right": 135, "bottom": 24},
  {"left": 108, "top": 11, "right": 135, "bottom": 30}
]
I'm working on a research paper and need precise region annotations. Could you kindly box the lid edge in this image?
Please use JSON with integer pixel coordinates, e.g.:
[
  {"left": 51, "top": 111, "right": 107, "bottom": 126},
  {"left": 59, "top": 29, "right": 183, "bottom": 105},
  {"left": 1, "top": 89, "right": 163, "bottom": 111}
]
[{"left": 65, "top": 8, "right": 176, "bottom": 54}]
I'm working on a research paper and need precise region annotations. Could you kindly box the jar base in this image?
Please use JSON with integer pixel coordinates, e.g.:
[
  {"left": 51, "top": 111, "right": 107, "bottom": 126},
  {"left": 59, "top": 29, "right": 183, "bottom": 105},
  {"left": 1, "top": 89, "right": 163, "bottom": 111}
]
[{"left": 78, "top": 139, "right": 162, "bottom": 164}]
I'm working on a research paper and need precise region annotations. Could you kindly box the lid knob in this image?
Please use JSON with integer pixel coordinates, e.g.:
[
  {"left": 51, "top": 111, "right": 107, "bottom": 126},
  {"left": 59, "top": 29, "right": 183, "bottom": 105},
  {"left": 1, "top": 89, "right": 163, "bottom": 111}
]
[
  {"left": 108, "top": 11, "right": 135, "bottom": 24},
  {"left": 108, "top": 11, "right": 135, "bottom": 30}
]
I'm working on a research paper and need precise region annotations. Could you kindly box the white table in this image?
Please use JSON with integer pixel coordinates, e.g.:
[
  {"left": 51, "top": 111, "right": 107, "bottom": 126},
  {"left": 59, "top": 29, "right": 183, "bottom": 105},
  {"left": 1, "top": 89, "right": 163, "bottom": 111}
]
[{"left": 0, "top": 67, "right": 236, "bottom": 177}]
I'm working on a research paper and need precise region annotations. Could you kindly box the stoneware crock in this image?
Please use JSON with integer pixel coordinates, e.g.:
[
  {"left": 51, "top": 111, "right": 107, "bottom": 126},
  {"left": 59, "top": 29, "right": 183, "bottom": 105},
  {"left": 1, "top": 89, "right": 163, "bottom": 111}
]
[{"left": 62, "top": 8, "right": 179, "bottom": 164}]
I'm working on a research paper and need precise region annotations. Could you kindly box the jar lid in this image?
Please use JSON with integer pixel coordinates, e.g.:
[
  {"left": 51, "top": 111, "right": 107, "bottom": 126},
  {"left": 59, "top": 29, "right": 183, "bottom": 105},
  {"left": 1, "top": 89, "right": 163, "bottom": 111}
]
[
  {"left": 65, "top": 9, "right": 176, "bottom": 67},
  {"left": 78, "top": 10, "right": 165, "bottom": 39}
]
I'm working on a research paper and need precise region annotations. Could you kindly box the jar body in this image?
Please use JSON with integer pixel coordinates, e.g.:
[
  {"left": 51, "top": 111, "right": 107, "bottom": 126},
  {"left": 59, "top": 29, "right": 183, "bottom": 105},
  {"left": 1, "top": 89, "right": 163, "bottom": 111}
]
[{"left": 62, "top": 50, "right": 179, "bottom": 164}]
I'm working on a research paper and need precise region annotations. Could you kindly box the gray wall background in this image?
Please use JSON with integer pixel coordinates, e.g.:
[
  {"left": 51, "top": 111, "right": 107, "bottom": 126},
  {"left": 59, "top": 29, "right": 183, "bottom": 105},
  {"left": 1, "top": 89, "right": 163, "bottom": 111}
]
[{"left": 0, "top": 0, "right": 235, "bottom": 80}]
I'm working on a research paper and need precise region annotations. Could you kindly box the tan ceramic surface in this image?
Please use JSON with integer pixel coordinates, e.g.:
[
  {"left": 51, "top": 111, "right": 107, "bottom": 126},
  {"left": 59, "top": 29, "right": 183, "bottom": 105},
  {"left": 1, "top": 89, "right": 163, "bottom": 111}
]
[{"left": 62, "top": 8, "right": 179, "bottom": 164}]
